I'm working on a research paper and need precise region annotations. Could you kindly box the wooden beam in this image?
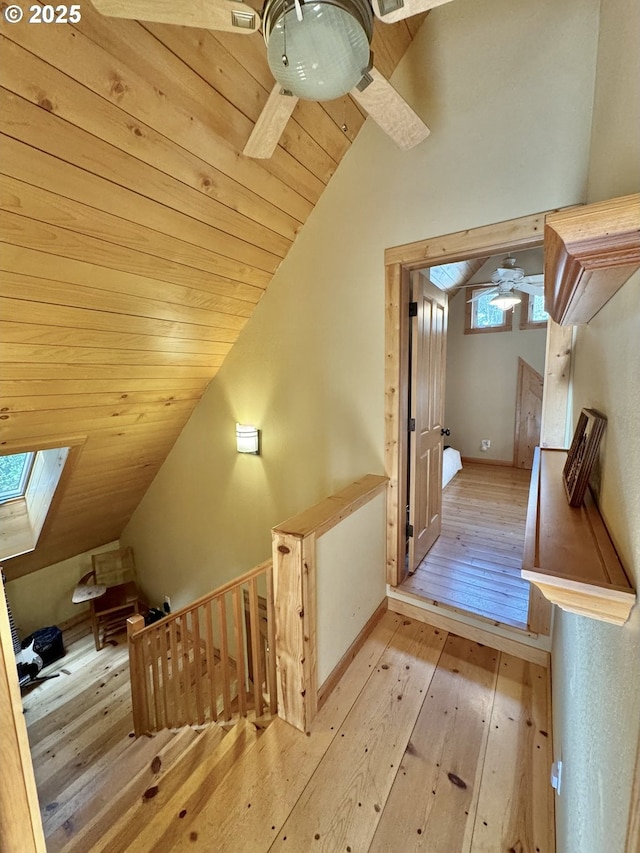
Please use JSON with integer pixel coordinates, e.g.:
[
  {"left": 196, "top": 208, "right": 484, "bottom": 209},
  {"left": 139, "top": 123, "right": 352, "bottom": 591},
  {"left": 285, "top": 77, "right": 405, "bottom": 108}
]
[
  {"left": 0, "top": 584, "right": 46, "bottom": 852},
  {"left": 385, "top": 209, "right": 556, "bottom": 270},
  {"left": 384, "top": 263, "right": 411, "bottom": 586},
  {"left": 273, "top": 474, "right": 388, "bottom": 540},
  {"left": 540, "top": 320, "right": 573, "bottom": 448},
  {"left": 271, "top": 532, "right": 310, "bottom": 732}
]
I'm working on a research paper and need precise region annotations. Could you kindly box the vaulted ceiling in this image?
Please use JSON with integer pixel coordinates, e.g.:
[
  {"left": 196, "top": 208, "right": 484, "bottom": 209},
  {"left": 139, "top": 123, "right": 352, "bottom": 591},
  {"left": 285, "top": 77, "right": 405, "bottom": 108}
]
[{"left": 0, "top": 4, "right": 427, "bottom": 578}]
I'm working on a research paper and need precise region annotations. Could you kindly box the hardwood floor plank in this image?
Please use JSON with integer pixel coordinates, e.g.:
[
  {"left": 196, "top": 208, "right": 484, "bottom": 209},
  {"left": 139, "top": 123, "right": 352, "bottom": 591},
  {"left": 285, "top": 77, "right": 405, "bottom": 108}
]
[
  {"left": 470, "top": 654, "right": 554, "bottom": 853},
  {"left": 431, "top": 541, "right": 523, "bottom": 570},
  {"left": 269, "top": 620, "right": 447, "bottom": 852},
  {"left": 115, "top": 721, "right": 259, "bottom": 853},
  {"left": 44, "top": 727, "right": 179, "bottom": 845},
  {"left": 84, "top": 723, "right": 231, "bottom": 853},
  {"left": 370, "top": 635, "right": 500, "bottom": 853},
  {"left": 167, "top": 611, "right": 407, "bottom": 852},
  {"left": 414, "top": 556, "right": 529, "bottom": 595},
  {"left": 23, "top": 611, "right": 553, "bottom": 852},
  {"left": 402, "top": 464, "right": 532, "bottom": 628},
  {"left": 403, "top": 573, "right": 529, "bottom": 627}
]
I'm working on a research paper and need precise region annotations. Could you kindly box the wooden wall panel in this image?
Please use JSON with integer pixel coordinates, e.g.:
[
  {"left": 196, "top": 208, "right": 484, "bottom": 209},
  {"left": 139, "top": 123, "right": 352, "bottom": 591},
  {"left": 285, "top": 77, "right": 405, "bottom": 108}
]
[{"left": 0, "top": 9, "right": 427, "bottom": 579}]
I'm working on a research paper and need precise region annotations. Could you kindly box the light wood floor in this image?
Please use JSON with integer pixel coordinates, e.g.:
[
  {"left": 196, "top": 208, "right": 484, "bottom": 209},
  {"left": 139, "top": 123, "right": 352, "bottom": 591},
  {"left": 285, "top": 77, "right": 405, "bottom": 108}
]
[
  {"left": 23, "top": 611, "right": 554, "bottom": 852},
  {"left": 401, "top": 463, "right": 532, "bottom": 630},
  {"left": 22, "top": 623, "right": 135, "bottom": 838}
]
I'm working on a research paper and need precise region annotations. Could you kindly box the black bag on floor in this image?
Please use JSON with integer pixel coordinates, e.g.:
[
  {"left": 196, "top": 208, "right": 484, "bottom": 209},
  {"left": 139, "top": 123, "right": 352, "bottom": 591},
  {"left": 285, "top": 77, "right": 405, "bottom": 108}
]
[{"left": 22, "top": 626, "right": 65, "bottom": 667}]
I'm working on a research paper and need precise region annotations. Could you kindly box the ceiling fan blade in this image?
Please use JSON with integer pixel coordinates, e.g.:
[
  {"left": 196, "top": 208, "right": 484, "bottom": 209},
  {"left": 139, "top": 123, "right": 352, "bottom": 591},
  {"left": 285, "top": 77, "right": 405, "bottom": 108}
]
[
  {"left": 243, "top": 84, "right": 299, "bottom": 159},
  {"left": 517, "top": 281, "right": 544, "bottom": 297},
  {"left": 90, "top": 0, "right": 260, "bottom": 33},
  {"left": 523, "top": 274, "right": 544, "bottom": 285},
  {"left": 467, "top": 287, "right": 498, "bottom": 303},
  {"left": 351, "top": 68, "right": 429, "bottom": 151},
  {"left": 371, "top": 0, "right": 456, "bottom": 24}
]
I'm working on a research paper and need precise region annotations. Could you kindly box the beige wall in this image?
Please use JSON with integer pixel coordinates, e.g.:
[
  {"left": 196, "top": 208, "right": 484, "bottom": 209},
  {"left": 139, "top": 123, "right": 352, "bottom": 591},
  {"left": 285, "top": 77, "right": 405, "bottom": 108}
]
[
  {"left": 444, "top": 252, "right": 547, "bottom": 461},
  {"left": 552, "top": 277, "right": 640, "bottom": 853},
  {"left": 316, "top": 493, "right": 386, "bottom": 686},
  {"left": 551, "top": 0, "right": 640, "bottom": 850},
  {"left": 4, "top": 540, "right": 119, "bottom": 637},
  {"left": 122, "top": 0, "right": 600, "bottom": 613},
  {"left": 586, "top": 0, "right": 640, "bottom": 203}
]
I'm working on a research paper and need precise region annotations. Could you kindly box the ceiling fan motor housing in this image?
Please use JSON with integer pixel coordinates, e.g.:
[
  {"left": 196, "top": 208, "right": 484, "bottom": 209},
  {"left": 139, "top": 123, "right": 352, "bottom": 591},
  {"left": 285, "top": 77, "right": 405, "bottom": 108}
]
[
  {"left": 263, "top": 0, "right": 374, "bottom": 101},
  {"left": 491, "top": 256, "right": 525, "bottom": 285}
]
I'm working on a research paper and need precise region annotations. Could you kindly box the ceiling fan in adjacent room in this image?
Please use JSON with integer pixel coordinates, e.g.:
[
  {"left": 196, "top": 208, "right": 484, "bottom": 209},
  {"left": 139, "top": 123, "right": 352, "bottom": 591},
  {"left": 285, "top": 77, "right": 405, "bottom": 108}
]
[
  {"left": 466, "top": 256, "right": 544, "bottom": 310},
  {"left": 90, "top": 0, "right": 452, "bottom": 158}
]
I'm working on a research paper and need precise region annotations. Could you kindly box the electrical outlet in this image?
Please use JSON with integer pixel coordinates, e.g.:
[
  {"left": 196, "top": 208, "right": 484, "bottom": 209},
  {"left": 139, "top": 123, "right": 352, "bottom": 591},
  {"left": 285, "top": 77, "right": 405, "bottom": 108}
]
[
  {"left": 551, "top": 760, "right": 563, "bottom": 794},
  {"left": 481, "top": 439, "right": 491, "bottom": 452}
]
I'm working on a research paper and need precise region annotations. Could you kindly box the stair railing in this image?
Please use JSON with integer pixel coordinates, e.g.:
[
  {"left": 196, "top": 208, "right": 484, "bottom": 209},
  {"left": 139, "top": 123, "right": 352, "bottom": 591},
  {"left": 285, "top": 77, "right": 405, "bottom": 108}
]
[{"left": 127, "top": 560, "right": 276, "bottom": 735}]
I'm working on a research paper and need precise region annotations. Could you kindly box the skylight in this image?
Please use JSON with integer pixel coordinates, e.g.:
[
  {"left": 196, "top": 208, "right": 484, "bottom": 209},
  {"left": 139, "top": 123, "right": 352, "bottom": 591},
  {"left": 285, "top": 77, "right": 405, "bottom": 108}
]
[{"left": 0, "top": 452, "right": 35, "bottom": 504}]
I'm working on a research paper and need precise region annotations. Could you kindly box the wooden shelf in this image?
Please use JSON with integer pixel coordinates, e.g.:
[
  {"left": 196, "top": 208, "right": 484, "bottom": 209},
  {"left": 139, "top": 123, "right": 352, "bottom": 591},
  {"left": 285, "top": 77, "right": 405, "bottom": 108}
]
[
  {"left": 522, "top": 448, "right": 635, "bottom": 625},
  {"left": 544, "top": 194, "right": 640, "bottom": 325}
]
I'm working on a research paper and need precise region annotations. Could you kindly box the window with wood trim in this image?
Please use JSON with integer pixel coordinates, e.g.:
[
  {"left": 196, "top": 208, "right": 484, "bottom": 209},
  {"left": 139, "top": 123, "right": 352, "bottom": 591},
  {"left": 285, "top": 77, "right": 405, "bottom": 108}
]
[
  {"left": 0, "top": 447, "right": 69, "bottom": 561},
  {"left": 464, "top": 287, "right": 513, "bottom": 334},
  {"left": 520, "top": 293, "right": 549, "bottom": 330},
  {"left": 0, "top": 453, "right": 35, "bottom": 504}
]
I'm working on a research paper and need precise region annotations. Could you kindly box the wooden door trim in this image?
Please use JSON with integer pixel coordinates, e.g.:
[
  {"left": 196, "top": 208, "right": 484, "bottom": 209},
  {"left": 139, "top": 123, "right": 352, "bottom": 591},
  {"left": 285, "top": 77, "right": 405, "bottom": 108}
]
[
  {"left": 385, "top": 208, "right": 564, "bottom": 587},
  {"left": 0, "top": 584, "right": 46, "bottom": 852}
]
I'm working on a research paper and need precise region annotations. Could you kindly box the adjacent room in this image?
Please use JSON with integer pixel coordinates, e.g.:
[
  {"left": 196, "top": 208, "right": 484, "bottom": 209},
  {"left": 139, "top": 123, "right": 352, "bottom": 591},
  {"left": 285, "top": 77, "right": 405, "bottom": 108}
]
[
  {"left": 401, "top": 249, "right": 548, "bottom": 629},
  {"left": 1, "top": 0, "right": 638, "bottom": 851}
]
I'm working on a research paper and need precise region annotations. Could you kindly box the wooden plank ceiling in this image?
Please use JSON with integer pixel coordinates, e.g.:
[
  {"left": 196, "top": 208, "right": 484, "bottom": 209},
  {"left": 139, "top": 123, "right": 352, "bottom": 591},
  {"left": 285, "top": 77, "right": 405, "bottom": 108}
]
[{"left": 0, "top": 4, "right": 427, "bottom": 578}]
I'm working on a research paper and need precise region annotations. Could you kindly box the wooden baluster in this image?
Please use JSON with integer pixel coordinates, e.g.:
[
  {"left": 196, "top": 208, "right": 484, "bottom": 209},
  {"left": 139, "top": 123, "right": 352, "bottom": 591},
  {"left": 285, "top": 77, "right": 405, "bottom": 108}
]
[
  {"left": 158, "top": 621, "right": 170, "bottom": 728},
  {"left": 127, "top": 615, "right": 147, "bottom": 735},
  {"left": 191, "top": 607, "right": 205, "bottom": 725},
  {"left": 216, "top": 596, "right": 232, "bottom": 721},
  {"left": 141, "top": 631, "right": 155, "bottom": 732},
  {"left": 204, "top": 602, "right": 218, "bottom": 722},
  {"left": 232, "top": 587, "right": 247, "bottom": 718},
  {"left": 142, "top": 632, "right": 158, "bottom": 732},
  {"left": 180, "top": 613, "right": 194, "bottom": 725},
  {"left": 149, "top": 627, "right": 162, "bottom": 730},
  {"left": 168, "top": 618, "right": 183, "bottom": 727},
  {"left": 265, "top": 565, "right": 278, "bottom": 715},
  {"left": 248, "top": 577, "right": 264, "bottom": 717}
]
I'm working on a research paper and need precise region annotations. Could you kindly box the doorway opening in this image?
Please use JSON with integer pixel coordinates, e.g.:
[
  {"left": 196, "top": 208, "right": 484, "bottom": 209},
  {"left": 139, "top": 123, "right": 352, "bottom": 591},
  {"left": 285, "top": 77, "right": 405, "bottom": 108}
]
[
  {"left": 401, "top": 251, "right": 547, "bottom": 629},
  {"left": 384, "top": 210, "right": 562, "bottom": 636}
]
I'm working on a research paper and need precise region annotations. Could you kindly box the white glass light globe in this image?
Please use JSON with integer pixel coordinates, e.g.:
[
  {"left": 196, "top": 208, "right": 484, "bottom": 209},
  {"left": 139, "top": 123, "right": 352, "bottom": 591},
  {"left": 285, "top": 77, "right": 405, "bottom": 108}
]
[
  {"left": 490, "top": 293, "right": 521, "bottom": 310},
  {"left": 266, "top": 4, "right": 371, "bottom": 101}
]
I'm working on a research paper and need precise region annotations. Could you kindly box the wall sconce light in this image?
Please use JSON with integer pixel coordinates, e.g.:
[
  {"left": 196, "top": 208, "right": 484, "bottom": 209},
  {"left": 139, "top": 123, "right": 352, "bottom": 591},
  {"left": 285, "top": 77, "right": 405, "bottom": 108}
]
[{"left": 236, "top": 423, "right": 260, "bottom": 455}]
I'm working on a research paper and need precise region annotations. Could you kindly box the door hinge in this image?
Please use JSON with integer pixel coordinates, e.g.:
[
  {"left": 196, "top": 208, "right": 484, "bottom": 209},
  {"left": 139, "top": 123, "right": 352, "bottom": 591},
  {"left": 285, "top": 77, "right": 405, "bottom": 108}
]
[
  {"left": 406, "top": 523, "right": 414, "bottom": 538},
  {"left": 409, "top": 418, "right": 416, "bottom": 432},
  {"left": 409, "top": 301, "right": 418, "bottom": 317}
]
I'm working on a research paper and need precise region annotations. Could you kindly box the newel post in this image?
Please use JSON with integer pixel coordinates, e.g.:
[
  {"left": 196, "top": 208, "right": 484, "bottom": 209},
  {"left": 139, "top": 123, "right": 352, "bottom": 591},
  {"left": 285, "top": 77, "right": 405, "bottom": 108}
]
[
  {"left": 271, "top": 531, "right": 316, "bottom": 732},
  {"left": 127, "top": 614, "right": 147, "bottom": 736}
]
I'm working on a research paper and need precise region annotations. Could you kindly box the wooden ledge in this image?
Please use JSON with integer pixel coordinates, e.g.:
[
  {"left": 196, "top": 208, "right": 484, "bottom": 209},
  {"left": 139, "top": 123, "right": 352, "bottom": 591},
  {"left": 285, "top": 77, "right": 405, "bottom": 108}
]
[
  {"left": 272, "top": 474, "right": 388, "bottom": 540},
  {"left": 522, "top": 448, "right": 635, "bottom": 625},
  {"left": 544, "top": 194, "right": 640, "bottom": 325}
]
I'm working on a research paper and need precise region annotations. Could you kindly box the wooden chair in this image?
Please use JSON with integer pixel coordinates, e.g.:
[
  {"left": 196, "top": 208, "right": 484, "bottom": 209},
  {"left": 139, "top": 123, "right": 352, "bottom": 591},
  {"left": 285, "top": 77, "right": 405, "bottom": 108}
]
[{"left": 76, "top": 547, "right": 140, "bottom": 651}]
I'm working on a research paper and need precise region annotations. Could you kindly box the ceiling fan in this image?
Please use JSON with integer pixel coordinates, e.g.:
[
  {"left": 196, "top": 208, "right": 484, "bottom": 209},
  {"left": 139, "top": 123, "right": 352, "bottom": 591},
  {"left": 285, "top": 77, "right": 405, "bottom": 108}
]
[
  {"left": 90, "top": 0, "right": 452, "bottom": 158},
  {"left": 466, "top": 256, "right": 544, "bottom": 310}
]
